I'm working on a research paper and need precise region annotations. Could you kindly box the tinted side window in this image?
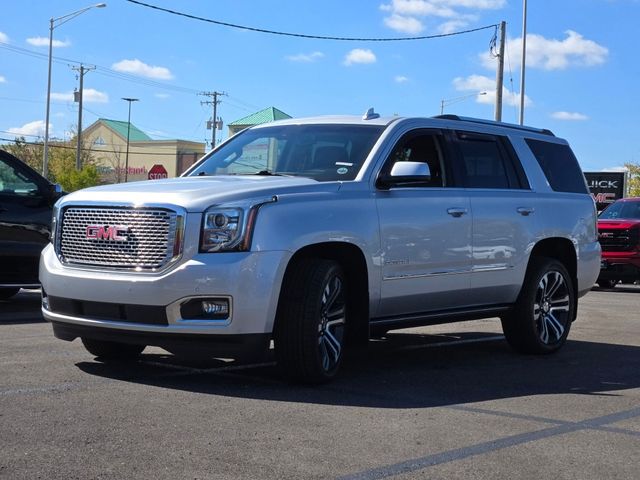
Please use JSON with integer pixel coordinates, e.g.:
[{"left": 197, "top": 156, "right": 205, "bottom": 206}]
[
  {"left": 0, "top": 157, "right": 40, "bottom": 196},
  {"left": 455, "top": 132, "right": 522, "bottom": 189},
  {"left": 383, "top": 132, "right": 447, "bottom": 187},
  {"left": 526, "top": 139, "right": 588, "bottom": 194}
]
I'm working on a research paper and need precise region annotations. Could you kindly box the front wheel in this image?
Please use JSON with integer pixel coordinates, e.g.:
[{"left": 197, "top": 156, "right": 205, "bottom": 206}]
[
  {"left": 274, "top": 259, "right": 347, "bottom": 384},
  {"left": 502, "top": 257, "right": 574, "bottom": 354},
  {"left": 81, "top": 338, "right": 145, "bottom": 361}
]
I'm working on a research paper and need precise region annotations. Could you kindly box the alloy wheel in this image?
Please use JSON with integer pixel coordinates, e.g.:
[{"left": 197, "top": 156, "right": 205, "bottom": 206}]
[{"left": 534, "top": 271, "right": 571, "bottom": 345}]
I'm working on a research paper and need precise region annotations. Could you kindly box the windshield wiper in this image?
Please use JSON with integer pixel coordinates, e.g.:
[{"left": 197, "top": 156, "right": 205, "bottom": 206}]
[{"left": 254, "top": 170, "right": 289, "bottom": 177}]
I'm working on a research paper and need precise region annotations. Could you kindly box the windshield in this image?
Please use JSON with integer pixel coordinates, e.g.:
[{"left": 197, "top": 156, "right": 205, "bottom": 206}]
[
  {"left": 599, "top": 200, "right": 640, "bottom": 220},
  {"left": 186, "top": 124, "right": 384, "bottom": 181}
]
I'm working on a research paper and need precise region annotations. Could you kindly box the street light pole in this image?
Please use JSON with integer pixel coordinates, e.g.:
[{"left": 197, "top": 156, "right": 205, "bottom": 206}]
[
  {"left": 519, "top": 0, "right": 528, "bottom": 125},
  {"left": 122, "top": 97, "right": 139, "bottom": 183},
  {"left": 440, "top": 92, "right": 487, "bottom": 115},
  {"left": 42, "top": 3, "right": 106, "bottom": 178}
]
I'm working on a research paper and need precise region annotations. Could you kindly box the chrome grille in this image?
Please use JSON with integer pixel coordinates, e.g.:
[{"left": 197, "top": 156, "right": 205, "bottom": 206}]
[
  {"left": 58, "top": 207, "right": 179, "bottom": 270},
  {"left": 598, "top": 228, "right": 639, "bottom": 252}
]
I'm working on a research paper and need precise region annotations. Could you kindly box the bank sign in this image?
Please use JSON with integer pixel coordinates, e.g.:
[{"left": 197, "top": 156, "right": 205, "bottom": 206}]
[{"left": 584, "top": 172, "right": 626, "bottom": 211}]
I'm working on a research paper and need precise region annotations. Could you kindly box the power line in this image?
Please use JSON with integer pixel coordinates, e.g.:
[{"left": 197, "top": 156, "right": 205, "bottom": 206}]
[{"left": 126, "top": 0, "right": 498, "bottom": 42}]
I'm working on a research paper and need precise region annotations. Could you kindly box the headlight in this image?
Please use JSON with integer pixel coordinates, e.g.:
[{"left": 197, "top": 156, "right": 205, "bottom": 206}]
[
  {"left": 200, "top": 197, "right": 278, "bottom": 253},
  {"left": 200, "top": 195, "right": 278, "bottom": 253},
  {"left": 201, "top": 207, "right": 245, "bottom": 252},
  {"left": 50, "top": 203, "right": 60, "bottom": 245}
]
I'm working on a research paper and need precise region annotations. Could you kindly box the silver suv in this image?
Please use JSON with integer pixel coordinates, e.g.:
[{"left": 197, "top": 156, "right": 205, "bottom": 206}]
[{"left": 40, "top": 112, "right": 601, "bottom": 383}]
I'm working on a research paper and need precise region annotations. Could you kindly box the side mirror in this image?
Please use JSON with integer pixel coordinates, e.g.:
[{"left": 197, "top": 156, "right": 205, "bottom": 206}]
[
  {"left": 378, "top": 161, "right": 431, "bottom": 189},
  {"left": 48, "top": 183, "right": 64, "bottom": 198}
]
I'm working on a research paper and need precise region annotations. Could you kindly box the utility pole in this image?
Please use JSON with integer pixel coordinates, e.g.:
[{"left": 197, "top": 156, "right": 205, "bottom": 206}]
[
  {"left": 494, "top": 21, "right": 506, "bottom": 122},
  {"left": 72, "top": 64, "right": 95, "bottom": 170},
  {"left": 199, "top": 91, "right": 226, "bottom": 149}
]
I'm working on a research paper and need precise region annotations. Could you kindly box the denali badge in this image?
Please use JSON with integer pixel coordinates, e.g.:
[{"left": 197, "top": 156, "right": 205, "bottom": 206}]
[
  {"left": 599, "top": 232, "right": 614, "bottom": 238},
  {"left": 86, "top": 225, "right": 129, "bottom": 241}
]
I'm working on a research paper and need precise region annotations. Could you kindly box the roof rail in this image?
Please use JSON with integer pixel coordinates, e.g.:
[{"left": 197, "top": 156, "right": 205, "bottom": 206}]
[{"left": 433, "top": 114, "right": 555, "bottom": 137}]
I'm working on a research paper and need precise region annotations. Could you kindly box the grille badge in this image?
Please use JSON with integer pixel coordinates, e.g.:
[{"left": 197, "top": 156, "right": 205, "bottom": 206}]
[{"left": 86, "top": 225, "right": 129, "bottom": 242}]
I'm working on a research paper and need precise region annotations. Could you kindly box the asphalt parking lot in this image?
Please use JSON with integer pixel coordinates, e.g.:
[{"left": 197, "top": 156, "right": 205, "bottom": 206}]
[{"left": 1, "top": 286, "right": 639, "bottom": 480}]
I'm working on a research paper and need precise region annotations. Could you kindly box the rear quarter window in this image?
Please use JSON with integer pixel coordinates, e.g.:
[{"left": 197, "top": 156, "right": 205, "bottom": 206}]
[{"left": 525, "top": 139, "right": 588, "bottom": 194}]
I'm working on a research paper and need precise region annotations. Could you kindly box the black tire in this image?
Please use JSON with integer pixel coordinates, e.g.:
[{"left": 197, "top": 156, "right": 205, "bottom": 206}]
[
  {"left": 81, "top": 338, "right": 145, "bottom": 361},
  {"left": 0, "top": 287, "right": 20, "bottom": 300},
  {"left": 501, "top": 256, "right": 574, "bottom": 354},
  {"left": 597, "top": 279, "right": 617, "bottom": 289},
  {"left": 274, "top": 259, "right": 347, "bottom": 384}
]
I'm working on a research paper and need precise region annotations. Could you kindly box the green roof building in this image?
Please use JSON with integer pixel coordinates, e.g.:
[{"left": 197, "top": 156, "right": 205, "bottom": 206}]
[
  {"left": 228, "top": 107, "right": 292, "bottom": 136},
  {"left": 82, "top": 118, "right": 205, "bottom": 183}
]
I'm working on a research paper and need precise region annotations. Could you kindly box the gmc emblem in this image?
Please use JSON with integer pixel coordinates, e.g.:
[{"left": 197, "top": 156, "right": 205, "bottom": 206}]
[{"left": 86, "top": 225, "right": 129, "bottom": 241}]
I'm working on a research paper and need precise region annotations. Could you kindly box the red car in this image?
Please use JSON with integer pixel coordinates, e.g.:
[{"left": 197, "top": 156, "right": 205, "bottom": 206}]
[{"left": 597, "top": 197, "right": 640, "bottom": 288}]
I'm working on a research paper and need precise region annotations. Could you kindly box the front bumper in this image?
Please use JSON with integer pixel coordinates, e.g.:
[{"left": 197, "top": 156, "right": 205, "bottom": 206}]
[
  {"left": 598, "top": 252, "right": 640, "bottom": 282},
  {"left": 40, "top": 244, "right": 291, "bottom": 338}
]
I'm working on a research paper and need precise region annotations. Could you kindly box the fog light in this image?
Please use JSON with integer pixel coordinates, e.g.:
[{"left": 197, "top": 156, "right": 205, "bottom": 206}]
[
  {"left": 180, "top": 297, "right": 231, "bottom": 321},
  {"left": 201, "top": 300, "right": 229, "bottom": 316}
]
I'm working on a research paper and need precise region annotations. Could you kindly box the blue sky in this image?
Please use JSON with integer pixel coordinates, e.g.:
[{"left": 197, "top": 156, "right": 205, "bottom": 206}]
[{"left": 1, "top": 0, "right": 638, "bottom": 171}]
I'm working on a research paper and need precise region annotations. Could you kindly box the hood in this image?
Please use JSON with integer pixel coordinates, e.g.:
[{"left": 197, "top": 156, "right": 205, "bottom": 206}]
[{"left": 58, "top": 175, "right": 339, "bottom": 211}]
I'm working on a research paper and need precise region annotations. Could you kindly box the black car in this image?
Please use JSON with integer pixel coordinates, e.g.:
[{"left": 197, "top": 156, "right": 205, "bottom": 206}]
[{"left": 0, "top": 149, "right": 63, "bottom": 300}]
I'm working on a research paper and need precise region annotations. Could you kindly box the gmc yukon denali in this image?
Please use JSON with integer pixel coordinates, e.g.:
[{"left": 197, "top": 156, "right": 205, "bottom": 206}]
[{"left": 40, "top": 113, "right": 601, "bottom": 383}]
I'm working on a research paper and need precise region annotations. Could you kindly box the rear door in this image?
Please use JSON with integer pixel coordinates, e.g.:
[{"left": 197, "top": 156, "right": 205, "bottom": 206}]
[
  {"left": 449, "top": 131, "right": 537, "bottom": 305},
  {"left": 374, "top": 129, "right": 472, "bottom": 316}
]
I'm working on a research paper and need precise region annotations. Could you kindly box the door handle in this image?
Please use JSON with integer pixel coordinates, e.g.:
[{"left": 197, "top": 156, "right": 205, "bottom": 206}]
[
  {"left": 517, "top": 207, "right": 535, "bottom": 216},
  {"left": 447, "top": 208, "right": 468, "bottom": 218}
]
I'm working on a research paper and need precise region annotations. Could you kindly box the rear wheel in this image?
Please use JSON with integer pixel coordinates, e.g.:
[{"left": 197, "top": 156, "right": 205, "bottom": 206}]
[
  {"left": 0, "top": 288, "right": 20, "bottom": 300},
  {"left": 81, "top": 338, "right": 145, "bottom": 361},
  {"left": 274, "top": 259, "right": 347, "bottom": 384},
  {"left": 597, "top": 279, "right": 618, "bottom": 289},
  {"left": 502, "top": 257, "right": 574, "bottom": 354}
]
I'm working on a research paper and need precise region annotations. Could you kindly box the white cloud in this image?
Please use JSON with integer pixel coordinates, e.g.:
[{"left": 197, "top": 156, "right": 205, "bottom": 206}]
[
  {"left": 0, "top": 32, "right": 8, "bottom": 43},
  {"left": 286, "top": 51, "right": 325, "bottom": 62},
  {"left": 453, "top": 74, "right": 532, "bottom": 108},
  {"left": 154, "top": 93, "right": 170, "bottom": 99},
  {"left": 551, "top": 111, "right": 589, "bottom": 121},
  {"left": 50, "top": 89, "right": 109, "bottom": 103},
  {"left": 395, "top": 75, "right": 409, "bottom": 83},
  {"left": 26, "top": 36, "right": 71, "bottom": 48},
  {"left": 8, "top": 120, "right": 48, "bottom": 138},
  {"left": 384, "top": 14, "right": 424, "bottom": 34},
  {"left": 112, "top": 59, "right": 173, "bottom": 80},
  {"left": 481, "top": 31, "right": 608, "bottom": 71},
  {"left": 0, "top": 75, "right": 6, "bottom": 83},
  {"left": 438, "top": 18, "right": 474, "bottom": 34},
  {"left": 380, "top": 0, "right": 505, "bottom": 33},
  {"left": 343, "top": 49, "right": 377, "bottom": 66}
]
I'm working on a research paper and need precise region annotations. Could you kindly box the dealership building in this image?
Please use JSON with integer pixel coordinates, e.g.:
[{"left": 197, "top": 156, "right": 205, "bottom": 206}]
[
  {"left": 83, "top": 107, "right": 291, "bottom": 183},
  {"left": 82, "top": 119, "right": 205, "bottom": 183}
]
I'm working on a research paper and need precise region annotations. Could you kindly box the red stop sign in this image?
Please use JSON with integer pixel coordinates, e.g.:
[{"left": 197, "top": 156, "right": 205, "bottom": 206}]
[{"left": 148, "top": 164, "right": 168, "bottom": 180}]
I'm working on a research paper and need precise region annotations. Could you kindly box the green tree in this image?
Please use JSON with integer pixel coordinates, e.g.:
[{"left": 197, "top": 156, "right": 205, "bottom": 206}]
[
  {"left": 4, "top": 137, "right": 43, "bottom": 172},
  {"left": 49, "top": 148, "right": 100, "bottom": 192},
  {"left": 625, "top": 162, "right": 640, "bottom": 197},
  {"left": 2, "top": 135, "right": 100, "bottom": 191}
]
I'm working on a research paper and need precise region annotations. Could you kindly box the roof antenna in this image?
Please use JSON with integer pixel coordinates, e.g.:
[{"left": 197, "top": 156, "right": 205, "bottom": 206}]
[{"left": 362, "top": 108, "right": 380, "bottom": 120}]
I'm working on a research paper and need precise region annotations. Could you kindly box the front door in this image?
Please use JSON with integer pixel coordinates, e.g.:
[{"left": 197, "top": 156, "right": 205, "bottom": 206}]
[{"left": 374, "top": 130, "right": 472, "bottom": 317}]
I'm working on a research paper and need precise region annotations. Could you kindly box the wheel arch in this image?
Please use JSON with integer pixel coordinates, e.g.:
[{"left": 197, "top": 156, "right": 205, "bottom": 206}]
[
  {"left": 275, "top": 242, "right": 370, "bottom": 344},
  {"left": 526, "top": 237, "right": 578, "bottom": 321}
]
